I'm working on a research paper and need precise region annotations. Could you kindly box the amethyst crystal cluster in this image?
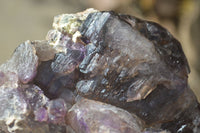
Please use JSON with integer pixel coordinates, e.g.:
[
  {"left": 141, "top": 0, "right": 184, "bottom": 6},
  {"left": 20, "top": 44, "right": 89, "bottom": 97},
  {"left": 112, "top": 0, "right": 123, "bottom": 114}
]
[{"left": 0, "top": 9, "right": 199, "bottom": 133}]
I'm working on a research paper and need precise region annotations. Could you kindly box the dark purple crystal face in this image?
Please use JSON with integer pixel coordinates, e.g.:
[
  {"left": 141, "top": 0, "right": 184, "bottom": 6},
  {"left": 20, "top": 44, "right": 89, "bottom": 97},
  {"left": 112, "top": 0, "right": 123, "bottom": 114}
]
[
  {"left": 76, "top": 11, "right": 193, "bottom": 124},
  {"left": 34, "top": 32, "right": 86, "bottom": 100},
  {"left": 51, "top": 49, "right": 85, "bottom": 75}
]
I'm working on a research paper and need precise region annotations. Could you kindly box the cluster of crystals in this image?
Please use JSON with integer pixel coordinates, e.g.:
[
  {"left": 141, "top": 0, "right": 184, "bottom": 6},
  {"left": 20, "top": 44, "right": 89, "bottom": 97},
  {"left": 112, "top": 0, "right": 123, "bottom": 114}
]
[
  {"left": 0, "top": 41, "right": 70, "bottom": 132},
  {"left": 0, "top": 9, "right": 95, "bottom": 133},
  {"left": 0, "top": 9, "right": 200, "bottom": 133}
]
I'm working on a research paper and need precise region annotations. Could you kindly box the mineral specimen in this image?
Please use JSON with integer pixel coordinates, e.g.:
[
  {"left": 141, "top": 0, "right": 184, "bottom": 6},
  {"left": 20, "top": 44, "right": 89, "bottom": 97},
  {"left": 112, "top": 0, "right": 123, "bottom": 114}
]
[{"left": 0, "top": 8, "right": 200, "bottom": 133}]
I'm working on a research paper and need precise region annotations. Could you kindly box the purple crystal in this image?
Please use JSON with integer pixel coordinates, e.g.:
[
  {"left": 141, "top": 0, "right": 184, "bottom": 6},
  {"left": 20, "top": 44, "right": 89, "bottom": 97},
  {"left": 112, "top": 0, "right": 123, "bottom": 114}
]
[
  {"left": 33, "top": 98, "right": 68, "bottom": 125},
  {"left": 51, "top": 49, "right": 84, "bottom": 74},
  {"left": 34, "top": 107, "right": 48, "bottom": 122},
  {"left": 12, "top": 41, "right": 38, "bottom": 83},
  {"left": 34, "top": 59, "right": 79, "bottom": 100},
  {"left": 0, "top": 41, "right": 39, "bottom": 84},
  {"left": 22, "top": 84, "right": 49, "bottom": 109},
  {"left": 67, "top": 99, "right": 143, "bottom": 133},
  {"left": 31, "top": 40, "right": 56, "bottom": 61},
  {"left": 59, "top": 89, "right": 75, "bottom": 105},
  {"left": 47, "top": 99, "right": 67, "bottom": 124}
]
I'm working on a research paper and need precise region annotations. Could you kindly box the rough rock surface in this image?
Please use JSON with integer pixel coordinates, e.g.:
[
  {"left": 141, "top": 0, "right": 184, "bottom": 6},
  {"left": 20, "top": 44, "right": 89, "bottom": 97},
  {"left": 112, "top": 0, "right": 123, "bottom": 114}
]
[{"left": 0, "top": 9, "right": 199, "bottom": 133}]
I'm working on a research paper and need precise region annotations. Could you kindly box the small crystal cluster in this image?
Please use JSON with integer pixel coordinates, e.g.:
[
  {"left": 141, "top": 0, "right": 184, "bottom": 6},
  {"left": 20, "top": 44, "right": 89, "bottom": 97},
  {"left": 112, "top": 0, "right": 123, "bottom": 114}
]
[{"left": 0, "top": 9, "right": 199, "bottom": 133}]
